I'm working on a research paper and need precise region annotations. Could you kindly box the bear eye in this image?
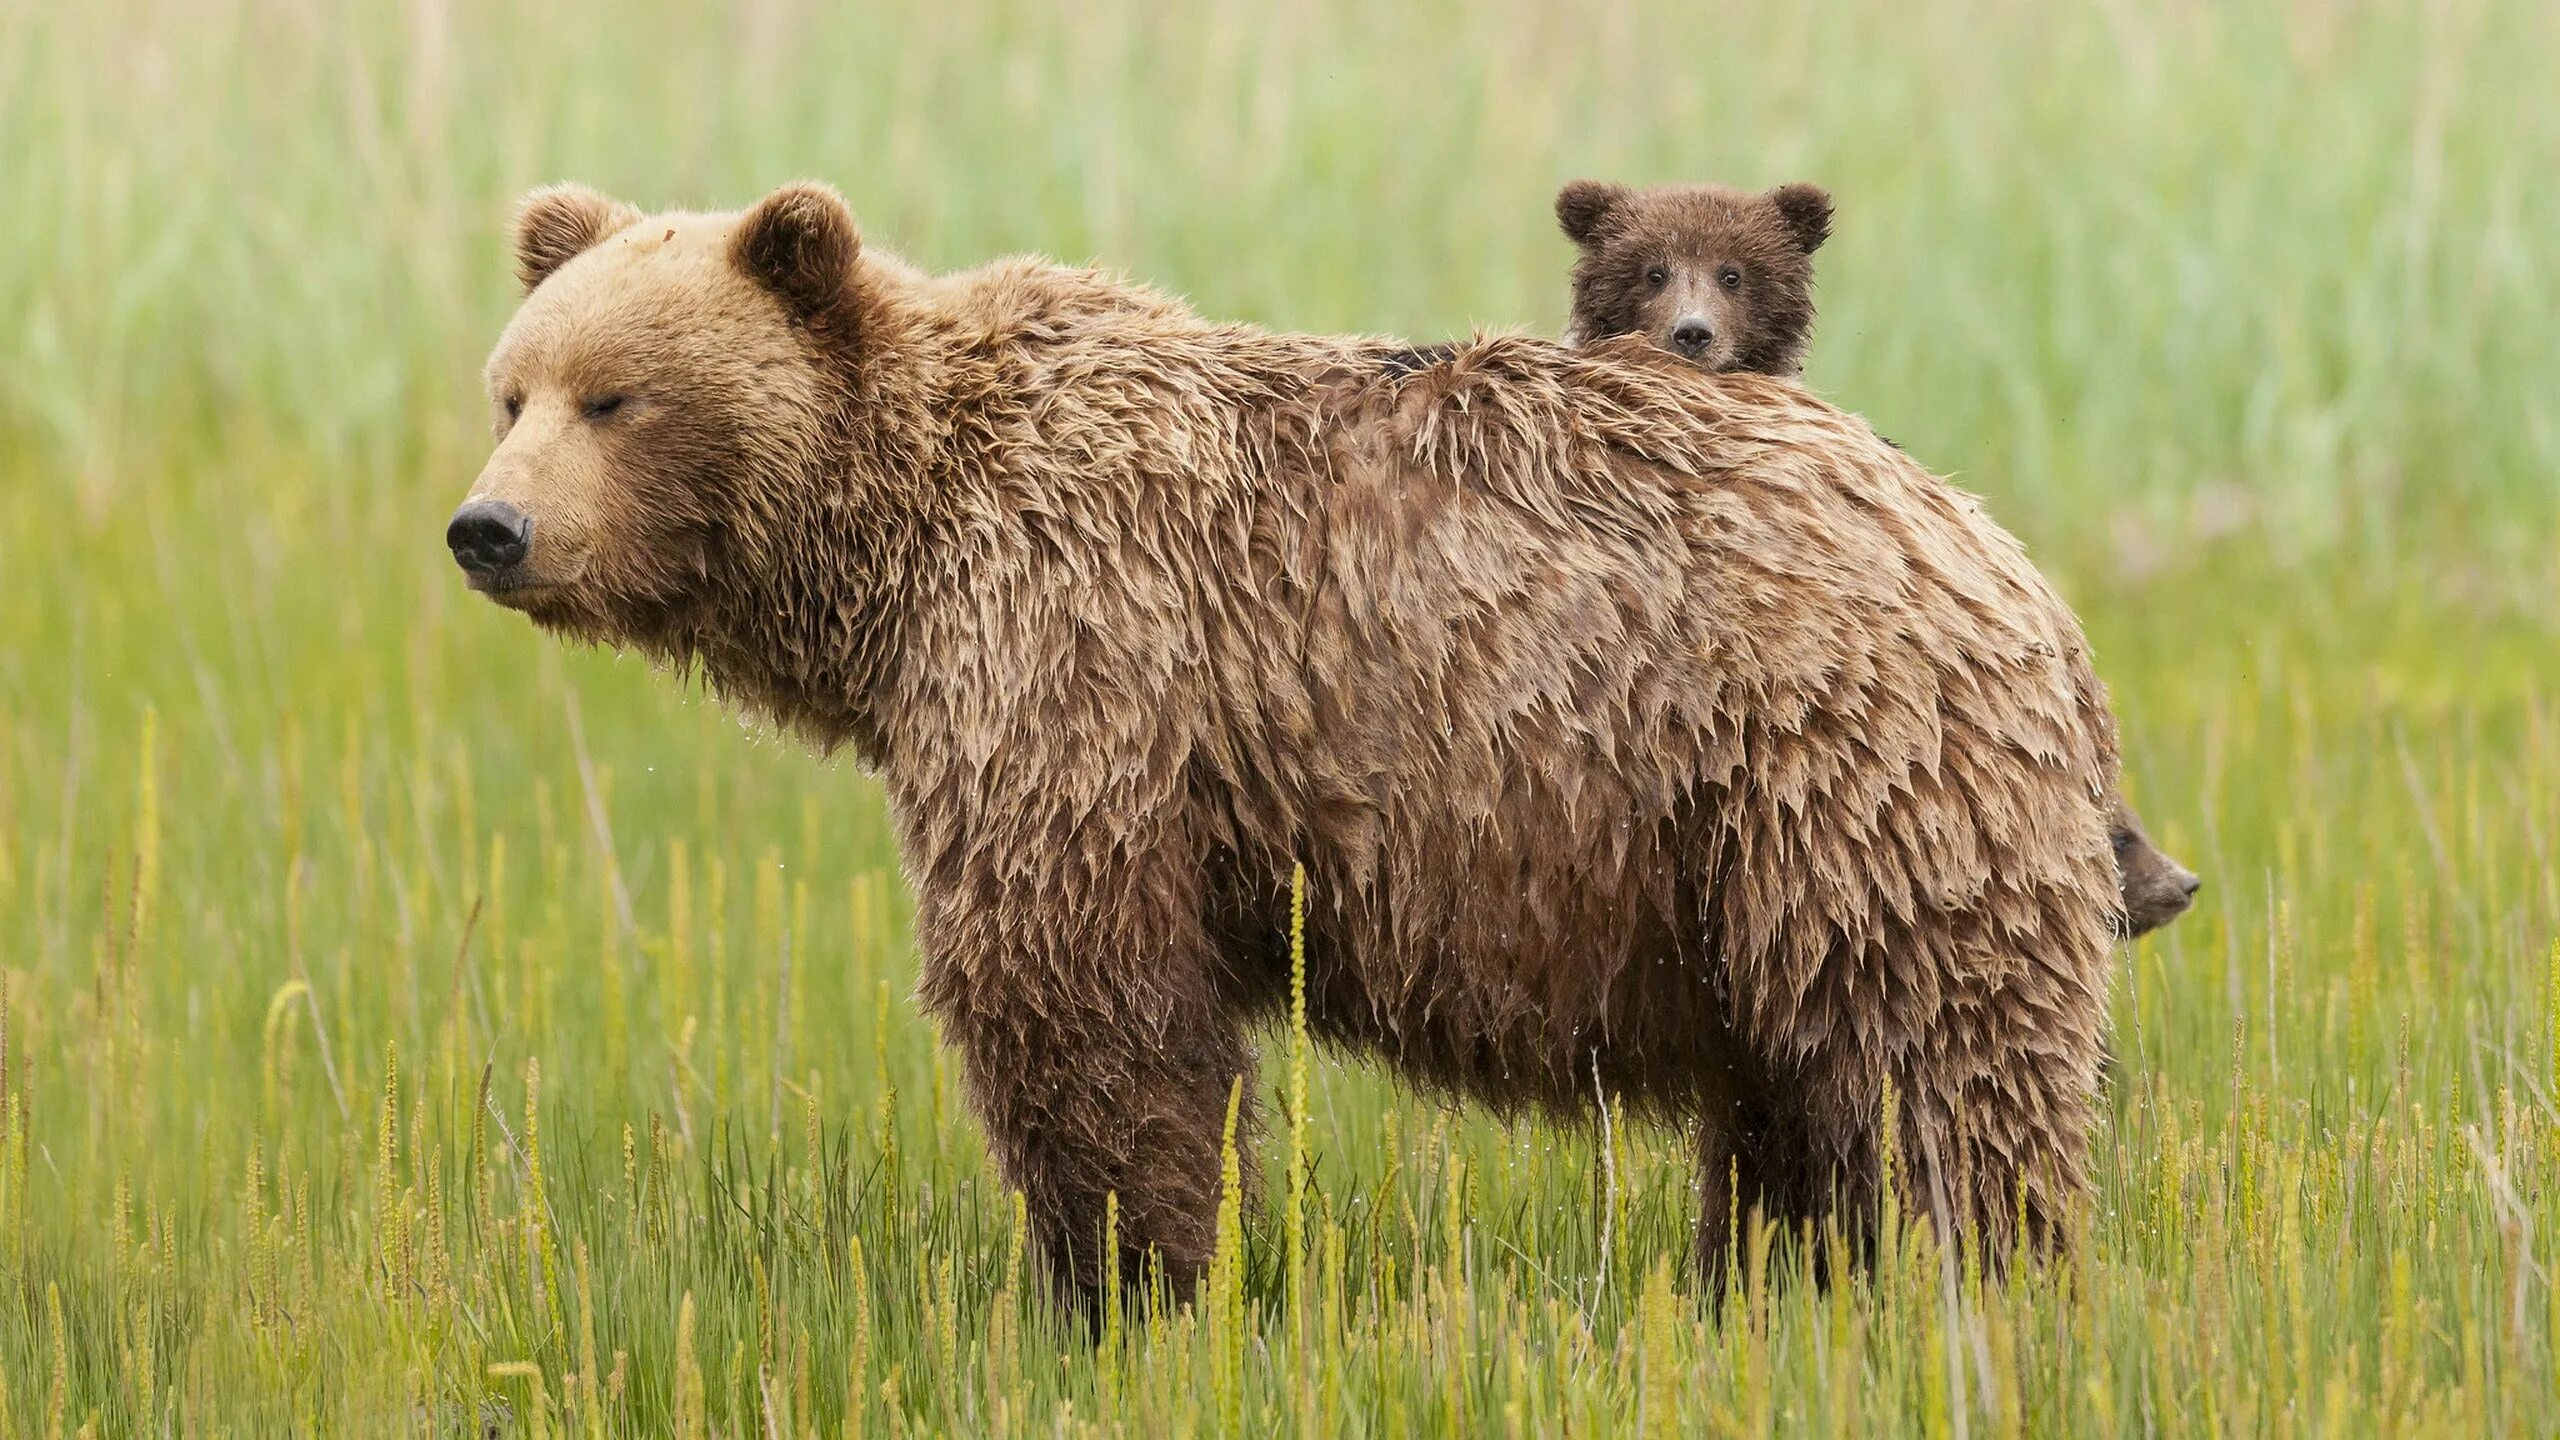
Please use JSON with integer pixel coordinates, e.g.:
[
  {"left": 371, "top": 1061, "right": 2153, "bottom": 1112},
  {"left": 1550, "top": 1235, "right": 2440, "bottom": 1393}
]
[
  {"left": 582, "top": 395, "right": 627, "bottom": 421},
  {"left": 501, "top": 394, "right": 523, "bottom": 422},
  {"left": 1645, "top": 266, "right": 1668, "bottom": 289},
  {"left": 1718, "top": 266, "right": 1742, "bottom": 290}
]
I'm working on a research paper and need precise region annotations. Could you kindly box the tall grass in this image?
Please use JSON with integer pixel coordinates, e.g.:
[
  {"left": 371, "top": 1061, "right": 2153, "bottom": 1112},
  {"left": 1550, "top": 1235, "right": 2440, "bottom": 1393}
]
[{"left": 1, "top": 0, "right": 2555, "bottom": 1432}]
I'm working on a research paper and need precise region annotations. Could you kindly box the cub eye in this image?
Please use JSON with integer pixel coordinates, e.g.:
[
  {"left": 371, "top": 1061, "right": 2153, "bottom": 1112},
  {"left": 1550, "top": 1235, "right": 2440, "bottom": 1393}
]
[
  {"left": 2110, "top": 828, "right": 2135, "bottom": 857},
  {"left": 1644, "top": 266, "right": 1668, "bottom": 289},
  {"left": 1718, "top": 266, "right": 1742, "bottom": 290},
  {"left": 582, "top": 395, "right": 626, "bottom": 420}
]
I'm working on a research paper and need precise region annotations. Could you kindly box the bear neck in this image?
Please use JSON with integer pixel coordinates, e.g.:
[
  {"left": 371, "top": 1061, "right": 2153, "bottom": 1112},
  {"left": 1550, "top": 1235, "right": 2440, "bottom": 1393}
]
[{"left": 688, "top": 269, "right": 952, "bottom": 767}]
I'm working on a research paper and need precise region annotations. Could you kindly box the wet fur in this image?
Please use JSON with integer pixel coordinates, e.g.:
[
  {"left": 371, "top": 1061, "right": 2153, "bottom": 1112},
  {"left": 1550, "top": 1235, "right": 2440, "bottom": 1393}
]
[
  {"left": 1555, "top": 178, "right": 2199, "bottom": 941},
  {"left": 466, "top": 184, "right": 2125, "bottom": 1313}
]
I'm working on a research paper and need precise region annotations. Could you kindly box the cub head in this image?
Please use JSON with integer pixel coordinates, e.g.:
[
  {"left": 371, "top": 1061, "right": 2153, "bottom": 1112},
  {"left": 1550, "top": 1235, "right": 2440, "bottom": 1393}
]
[
  {"left": 2110, "top": 797, "right": 2202, "bottom": 938},
  {"left": 1555, "top": 179, "right": 1831, "bottom": 375},
  {"left": 448, "top": 181, "right": 861, "bottom": 654}
]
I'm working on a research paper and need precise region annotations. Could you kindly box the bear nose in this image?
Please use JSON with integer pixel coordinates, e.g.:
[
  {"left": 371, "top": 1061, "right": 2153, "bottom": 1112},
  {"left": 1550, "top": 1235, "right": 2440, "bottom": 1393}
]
[
  {"left": 447, "top": 499, "right": 533, "bottom": 575},
  {"left": 1669, "top": 318, "right": 1714, "bottom": 355}
]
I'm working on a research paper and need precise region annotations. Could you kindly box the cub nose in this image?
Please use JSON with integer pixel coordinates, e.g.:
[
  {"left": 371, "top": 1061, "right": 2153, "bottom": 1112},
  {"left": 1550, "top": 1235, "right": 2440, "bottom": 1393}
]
[
  {"left": 1669, "top": 318, "right": 1714, "bottom": 355},
  {"left": 446, "top": 499, "right": 533, "bottom": 574},
  {"left": 2178, "top": 869, "right": 2203, "bottom": 900}
]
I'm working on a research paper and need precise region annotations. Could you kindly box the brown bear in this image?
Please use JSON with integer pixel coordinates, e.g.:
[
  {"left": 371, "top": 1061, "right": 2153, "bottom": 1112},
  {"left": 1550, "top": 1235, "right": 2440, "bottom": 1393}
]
[
  {"left": 1556, "top": 178, "right": 1832, "bottom": 375},
  {"left": 1553, "top": 177, "right": 2200, "bottom": 940},
  {"left": 2108, "top": 799, "right": 2200, "bottom": 937},
  {"left": 449, "top": 181, "right": 2124, "bottom": 1312}
]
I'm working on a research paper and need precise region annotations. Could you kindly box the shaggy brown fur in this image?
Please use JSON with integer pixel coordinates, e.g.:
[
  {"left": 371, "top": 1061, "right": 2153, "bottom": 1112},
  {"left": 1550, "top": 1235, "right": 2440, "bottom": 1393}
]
[
  {"left": 453, "top": 182, "right": 2124, "bottom": 1313},
  {"left": 1555, "top": 178, "right": 2199, "bottom": 941},
  {"left": 1558, "top": 179, "right": 1831, "bottom": 374}
]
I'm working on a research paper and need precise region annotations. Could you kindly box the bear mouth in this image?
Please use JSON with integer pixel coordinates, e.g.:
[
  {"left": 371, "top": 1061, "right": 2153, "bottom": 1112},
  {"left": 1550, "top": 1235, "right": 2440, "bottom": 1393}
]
[
  {"left": 470, "top": 574, "right": 580, "bottom": 617},
  {"left": 469, "top": 571, "right": 554, "bottom": 600},
  {"left": 467, "top": 557, "right": 588, "bottom": 607}
]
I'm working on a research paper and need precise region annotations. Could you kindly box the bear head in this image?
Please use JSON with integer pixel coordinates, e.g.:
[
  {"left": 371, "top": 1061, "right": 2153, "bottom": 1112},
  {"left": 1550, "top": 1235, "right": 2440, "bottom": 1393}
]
[
  {"left": 2110, "top": 798, "right": 2201, "bottom": 937},
  {"left": 1556, "top": 179, "right": 1830, "bottom": 376},
  {"left": 447, "top": 182, "right": 865, "bottom": 661}
]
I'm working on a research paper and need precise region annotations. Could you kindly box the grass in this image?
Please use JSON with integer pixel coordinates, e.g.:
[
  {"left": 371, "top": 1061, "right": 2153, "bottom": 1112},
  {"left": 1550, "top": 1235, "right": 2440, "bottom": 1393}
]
[{"left": 2, "top": 0, "right": 2557, "bottom": 1432}]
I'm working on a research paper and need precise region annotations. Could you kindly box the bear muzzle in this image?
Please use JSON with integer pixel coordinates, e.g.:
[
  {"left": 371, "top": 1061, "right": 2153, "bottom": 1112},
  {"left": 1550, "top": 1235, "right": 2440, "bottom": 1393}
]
[
  {"left": 2121, "top": 859, "right": 2202, "bottom": 937},
  {"left": 447, "top": 498, "right": 535, "bottom": 582}
]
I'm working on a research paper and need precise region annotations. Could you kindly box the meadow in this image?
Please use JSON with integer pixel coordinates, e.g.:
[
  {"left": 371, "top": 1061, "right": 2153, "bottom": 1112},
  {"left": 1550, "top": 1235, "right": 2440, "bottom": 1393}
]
[{"left": 2, "top": 0, "right": 2557, "bottom": 1432}]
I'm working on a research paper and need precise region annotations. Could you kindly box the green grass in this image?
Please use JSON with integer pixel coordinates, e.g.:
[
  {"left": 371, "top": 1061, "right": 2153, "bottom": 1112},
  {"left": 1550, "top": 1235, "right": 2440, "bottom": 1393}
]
[{"left": 3, "top": 0, "right": 2558, "bottom": 1432}]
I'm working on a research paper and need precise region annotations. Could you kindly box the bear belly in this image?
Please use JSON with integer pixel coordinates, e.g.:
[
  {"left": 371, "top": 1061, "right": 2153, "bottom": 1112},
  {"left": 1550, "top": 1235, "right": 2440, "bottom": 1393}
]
[{"left": 1203, "top": 794, "right": 1755, "bottom": 1119}]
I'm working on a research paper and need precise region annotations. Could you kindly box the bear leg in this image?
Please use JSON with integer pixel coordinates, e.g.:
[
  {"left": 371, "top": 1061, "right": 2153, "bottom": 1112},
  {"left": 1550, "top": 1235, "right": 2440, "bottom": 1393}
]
[
  {"left": 958, "top": 1014, "right": 1258, "bottom": 1318},
  {"left": 920, "top": 863, "right": 1260, "bottom": 1319},
  {"left": 1771, "top": 1014, "right": 2094, "bottom": 1275},
  {"left": 1890, "top": 1042, "right": 2095, "bottom": 1265},
  {"left": 1690, "top": 1090, "right": 1780, "bottom": 1298}
]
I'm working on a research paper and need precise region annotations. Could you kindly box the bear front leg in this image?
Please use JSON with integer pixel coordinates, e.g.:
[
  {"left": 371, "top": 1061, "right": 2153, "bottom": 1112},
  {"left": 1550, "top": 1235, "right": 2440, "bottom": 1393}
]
[
  {"left": 1890, "top": 1021, "right": 2099, "bottom": 1264},
  {"left": 1753, "top": 982, "right": 2100, "bottom": 1275},
  {"left": 914, "top": 841, "right": 1257, "bottom": 1317},
  {"left": 951, "top": 986, "right": 1256, "bottom": 1314}
]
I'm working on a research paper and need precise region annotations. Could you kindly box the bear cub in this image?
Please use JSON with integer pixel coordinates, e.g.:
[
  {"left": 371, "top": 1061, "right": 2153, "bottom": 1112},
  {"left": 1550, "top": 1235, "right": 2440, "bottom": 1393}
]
[
  {"left": 1556, "top": 179, "right": 1831, "bottom": 375},
  {"left": 1556, "top": 177, "right": 2200, "bottom": 938},
  {"left": 2109, "top": 799, "right": 2201, "bottom": 937}
]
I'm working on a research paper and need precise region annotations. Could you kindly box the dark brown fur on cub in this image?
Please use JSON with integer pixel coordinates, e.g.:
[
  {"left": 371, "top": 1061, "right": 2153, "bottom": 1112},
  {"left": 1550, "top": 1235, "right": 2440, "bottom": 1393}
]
[
  {"left": 2110, "top": 798, "right": 2200, "bottom": 936},
  {"left": 456, "top": 182, "right": 2124, "bottom": 1315},
  {"left": 1556, "top": 177, "right": 2200, "bottom": 941},
  {"left": 1558, "top": 179, "right": 1831, "bottom": 375}
]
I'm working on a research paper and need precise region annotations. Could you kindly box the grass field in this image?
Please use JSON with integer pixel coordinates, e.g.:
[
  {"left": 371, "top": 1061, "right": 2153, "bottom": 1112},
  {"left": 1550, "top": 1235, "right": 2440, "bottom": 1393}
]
[{"left": 3, "top": 0, "right": 2558, "bottom": 1432}]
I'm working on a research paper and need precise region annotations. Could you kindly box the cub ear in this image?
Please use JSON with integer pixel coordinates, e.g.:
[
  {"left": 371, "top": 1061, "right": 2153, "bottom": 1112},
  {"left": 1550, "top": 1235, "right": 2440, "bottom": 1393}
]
[
  {"left": 1554, "top": 180, "right": 1633, "bottom": 246},
  {"left": 733, "top": 181, "right": 861, "bottom": 316},
  {"left": 1769, "top": 182, "right": 1833, "bottom": 255},
  {"left": 513, "top": 184, "right": 640, "bottom": 294}
]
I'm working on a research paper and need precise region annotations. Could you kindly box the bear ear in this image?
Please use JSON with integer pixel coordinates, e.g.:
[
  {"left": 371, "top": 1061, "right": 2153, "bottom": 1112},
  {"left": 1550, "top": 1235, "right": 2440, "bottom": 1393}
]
[
  {"left": 1554, "top": 180, "right": 1633, "bottom": 247},
  {"left": 1769, "top": 183, "right": 1832, "bottom": 255},
  {"left": 734, "top": 181, "right": 862, "bottom": 316},
  {"left": 513, "top": 184, "right": 640, "bottom": 294}
]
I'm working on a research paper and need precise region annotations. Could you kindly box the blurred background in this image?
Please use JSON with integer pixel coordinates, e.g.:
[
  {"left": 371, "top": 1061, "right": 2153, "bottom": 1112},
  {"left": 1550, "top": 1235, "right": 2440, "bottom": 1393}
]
[{"left": 2, "top": 0, "right": 2555, "bottom": 1432}]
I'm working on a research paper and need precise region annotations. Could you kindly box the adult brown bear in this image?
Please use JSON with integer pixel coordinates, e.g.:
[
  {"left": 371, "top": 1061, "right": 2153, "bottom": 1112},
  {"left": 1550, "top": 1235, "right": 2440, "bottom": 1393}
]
[{"left": 448, "top": 181, "right": 2122, "bottom": 1312}]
